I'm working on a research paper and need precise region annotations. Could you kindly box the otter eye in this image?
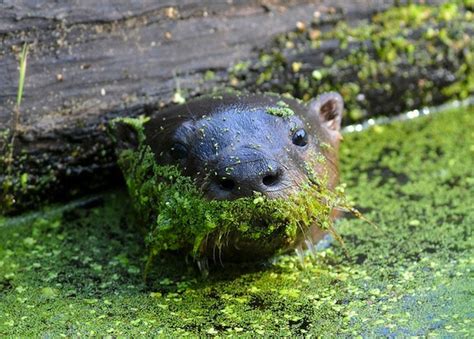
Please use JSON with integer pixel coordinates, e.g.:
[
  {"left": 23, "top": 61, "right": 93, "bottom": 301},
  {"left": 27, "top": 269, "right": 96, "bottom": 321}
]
[
  {"left": 292, "top": 129, "right": 308, "bottom": 147},
  {"left": 170, "top": 143, "right": 188, "bottom": 159}
]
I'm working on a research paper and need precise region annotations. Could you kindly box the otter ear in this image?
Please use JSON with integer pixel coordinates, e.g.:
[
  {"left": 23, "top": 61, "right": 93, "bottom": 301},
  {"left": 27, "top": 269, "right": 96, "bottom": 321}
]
[
  {"left": 308, "top": 92, "right": 344, "bottom": 135},
  {"left": 108, "top": 120, "right": 140, "bottom": 151}
]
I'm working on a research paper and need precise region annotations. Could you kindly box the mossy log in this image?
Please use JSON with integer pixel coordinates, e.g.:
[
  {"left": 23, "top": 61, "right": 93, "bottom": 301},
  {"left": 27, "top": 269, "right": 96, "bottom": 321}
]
[{"left": 0, "top": 0, "right": 464, "bottom": 213}]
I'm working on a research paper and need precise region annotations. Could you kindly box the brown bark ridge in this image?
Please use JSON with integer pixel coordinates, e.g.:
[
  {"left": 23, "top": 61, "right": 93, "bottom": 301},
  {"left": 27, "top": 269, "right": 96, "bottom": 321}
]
[{"left": 0, "top": 0, "right": 444, "bottom": 213}]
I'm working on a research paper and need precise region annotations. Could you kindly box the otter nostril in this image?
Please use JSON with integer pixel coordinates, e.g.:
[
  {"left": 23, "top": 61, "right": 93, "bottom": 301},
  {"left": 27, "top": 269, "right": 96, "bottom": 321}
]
[
  {"left": 219, "top": 178, "right": 236, "bottom": 191},
  {"left": 262, "top": 173, "right": 280, "bottom": 187}
]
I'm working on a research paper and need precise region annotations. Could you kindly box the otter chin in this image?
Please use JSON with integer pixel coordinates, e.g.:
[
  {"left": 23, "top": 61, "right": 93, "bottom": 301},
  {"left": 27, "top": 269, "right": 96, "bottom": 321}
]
[{"left": 111, "top": 91, "right": 344, "bottom": 265}]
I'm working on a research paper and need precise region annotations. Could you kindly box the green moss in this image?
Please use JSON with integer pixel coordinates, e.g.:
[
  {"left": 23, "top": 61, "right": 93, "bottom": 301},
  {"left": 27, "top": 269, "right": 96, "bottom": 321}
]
[
  {"left": 1, "top": 105, "right": 472, "bottom": 336},
  {"left": 116, "top": 118, "right": 345, "bottom": 262}
]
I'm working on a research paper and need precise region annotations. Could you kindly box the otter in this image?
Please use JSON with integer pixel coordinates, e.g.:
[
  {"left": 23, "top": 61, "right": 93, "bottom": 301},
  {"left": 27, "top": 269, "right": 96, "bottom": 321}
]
[{"left": 112, "top": 91, "right": 344, "bottom": 264}]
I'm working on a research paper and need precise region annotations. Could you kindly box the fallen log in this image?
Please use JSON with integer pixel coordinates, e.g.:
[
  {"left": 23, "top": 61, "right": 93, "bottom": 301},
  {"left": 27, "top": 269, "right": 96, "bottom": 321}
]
[{"left": 2, "top": 0, "right": 468, "bottom": 214}]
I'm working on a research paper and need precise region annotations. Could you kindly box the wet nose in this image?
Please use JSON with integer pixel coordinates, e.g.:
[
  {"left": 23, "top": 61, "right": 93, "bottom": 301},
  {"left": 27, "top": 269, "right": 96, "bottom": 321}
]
[{"left": 213, "top": 159, "right": 284, "bottom": 198}]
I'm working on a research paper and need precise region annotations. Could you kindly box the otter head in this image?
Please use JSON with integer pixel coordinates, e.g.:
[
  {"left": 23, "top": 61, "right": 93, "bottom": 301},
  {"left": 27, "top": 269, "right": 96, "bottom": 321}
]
[{"left": 112, "top": 92, "right": 343, "bottom": 263}]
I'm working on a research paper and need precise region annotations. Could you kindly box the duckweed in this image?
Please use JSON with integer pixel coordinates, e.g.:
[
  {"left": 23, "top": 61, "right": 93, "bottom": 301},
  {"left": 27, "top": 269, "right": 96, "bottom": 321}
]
[
  {"left": 1, "top": 105, "right": 472, "bottom": 336},
  {"left": 266, "top": 100, "right": 295, "bottom": 118}
]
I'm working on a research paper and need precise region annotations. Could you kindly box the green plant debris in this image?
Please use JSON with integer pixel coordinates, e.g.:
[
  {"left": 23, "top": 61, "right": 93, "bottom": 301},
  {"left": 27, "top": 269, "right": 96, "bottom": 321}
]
[
  {"left": 231, "top": 1, "right": 473, "bottom": 123},
  {"left": 266, "top": 100, "right": 295, "bottom": 118},
  {"left": 116, "top": 117, "right": 344, "bottom": 262},
  {"left": 1, "top": 105, "right": 472, "bottom": 336},
  {"left": 1, "top": 43, "right": 29, "bottom": 214},
  {"left": 16, "top": 43, "right": 28, "bottom": 107}
]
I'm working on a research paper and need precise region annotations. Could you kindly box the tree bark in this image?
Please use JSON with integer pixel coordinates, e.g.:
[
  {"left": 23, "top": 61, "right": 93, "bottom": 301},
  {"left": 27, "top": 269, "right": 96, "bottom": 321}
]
[{"left": 0, "top": 0, "right": 447, "bottom": 213}]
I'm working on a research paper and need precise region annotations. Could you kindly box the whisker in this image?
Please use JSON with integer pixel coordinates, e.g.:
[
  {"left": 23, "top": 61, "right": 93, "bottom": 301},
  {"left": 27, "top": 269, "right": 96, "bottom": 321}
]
[
  {"left": 183, "top": 101, "right": 194, "bottom": 119},
  {"left": 296, "top": 221, "right": 308, "bottom": 247},
  {"left": 295, "top": 246, "right": 305, "bottom": 266},
  {"left": 218, "top": 242, "right": 224, "bottom": 268},
  {"left": 212, "top": 240, "right": 217, "bottom": 264},
  {"left": 305, "top": 239, "right": 317, "bottom": 257}
]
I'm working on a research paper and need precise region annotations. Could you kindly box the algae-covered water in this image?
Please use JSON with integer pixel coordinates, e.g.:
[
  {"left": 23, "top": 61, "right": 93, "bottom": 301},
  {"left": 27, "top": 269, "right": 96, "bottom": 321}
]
[{"left": 1, "top": 106, "right": 473, "bottom": 336}]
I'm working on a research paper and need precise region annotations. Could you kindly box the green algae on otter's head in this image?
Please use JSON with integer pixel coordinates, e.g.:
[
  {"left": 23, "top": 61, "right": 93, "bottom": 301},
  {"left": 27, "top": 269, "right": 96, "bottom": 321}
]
[
  {"left": 266, "top": 100, "right": 295, "bottom": 118},
  {"left": 115, "top": 117, "right": 345, "bottom": 261}
]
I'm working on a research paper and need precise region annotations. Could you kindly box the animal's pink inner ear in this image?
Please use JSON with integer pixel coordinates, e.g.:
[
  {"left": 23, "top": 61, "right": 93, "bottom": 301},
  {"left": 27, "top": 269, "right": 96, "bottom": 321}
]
[{"left": 309, "top": 92, "right": 344, "bottom": 132}]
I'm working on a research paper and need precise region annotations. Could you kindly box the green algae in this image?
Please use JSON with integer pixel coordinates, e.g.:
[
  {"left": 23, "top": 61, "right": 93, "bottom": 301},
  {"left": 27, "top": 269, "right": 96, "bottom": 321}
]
[
  {"left": 265, "top": 100, "right": 295, "bottom": 118},
  {"left": 114, "top": 117, "right": 344, "bottom": 263},
  {"left": 1, "top": 105, "right": 472, "bottom": 336}
]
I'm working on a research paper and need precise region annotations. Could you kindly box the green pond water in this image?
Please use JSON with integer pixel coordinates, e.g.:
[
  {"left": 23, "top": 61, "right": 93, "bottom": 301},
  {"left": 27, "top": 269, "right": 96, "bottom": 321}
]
[{"left": 0, "top": 106, "right": 473, "bottom": 336}]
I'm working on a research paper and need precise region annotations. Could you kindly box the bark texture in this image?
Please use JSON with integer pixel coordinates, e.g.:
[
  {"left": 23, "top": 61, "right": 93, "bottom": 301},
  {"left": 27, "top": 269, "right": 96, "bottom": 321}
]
[{"left": 0, "top": 0, "right": 446, "bottom": 213}]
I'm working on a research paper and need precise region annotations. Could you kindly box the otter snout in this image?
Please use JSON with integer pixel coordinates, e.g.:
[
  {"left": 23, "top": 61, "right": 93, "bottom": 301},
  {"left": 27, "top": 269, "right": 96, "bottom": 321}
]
[{"left": 209, "top": 152, "right": 286, "bottom": 199}]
